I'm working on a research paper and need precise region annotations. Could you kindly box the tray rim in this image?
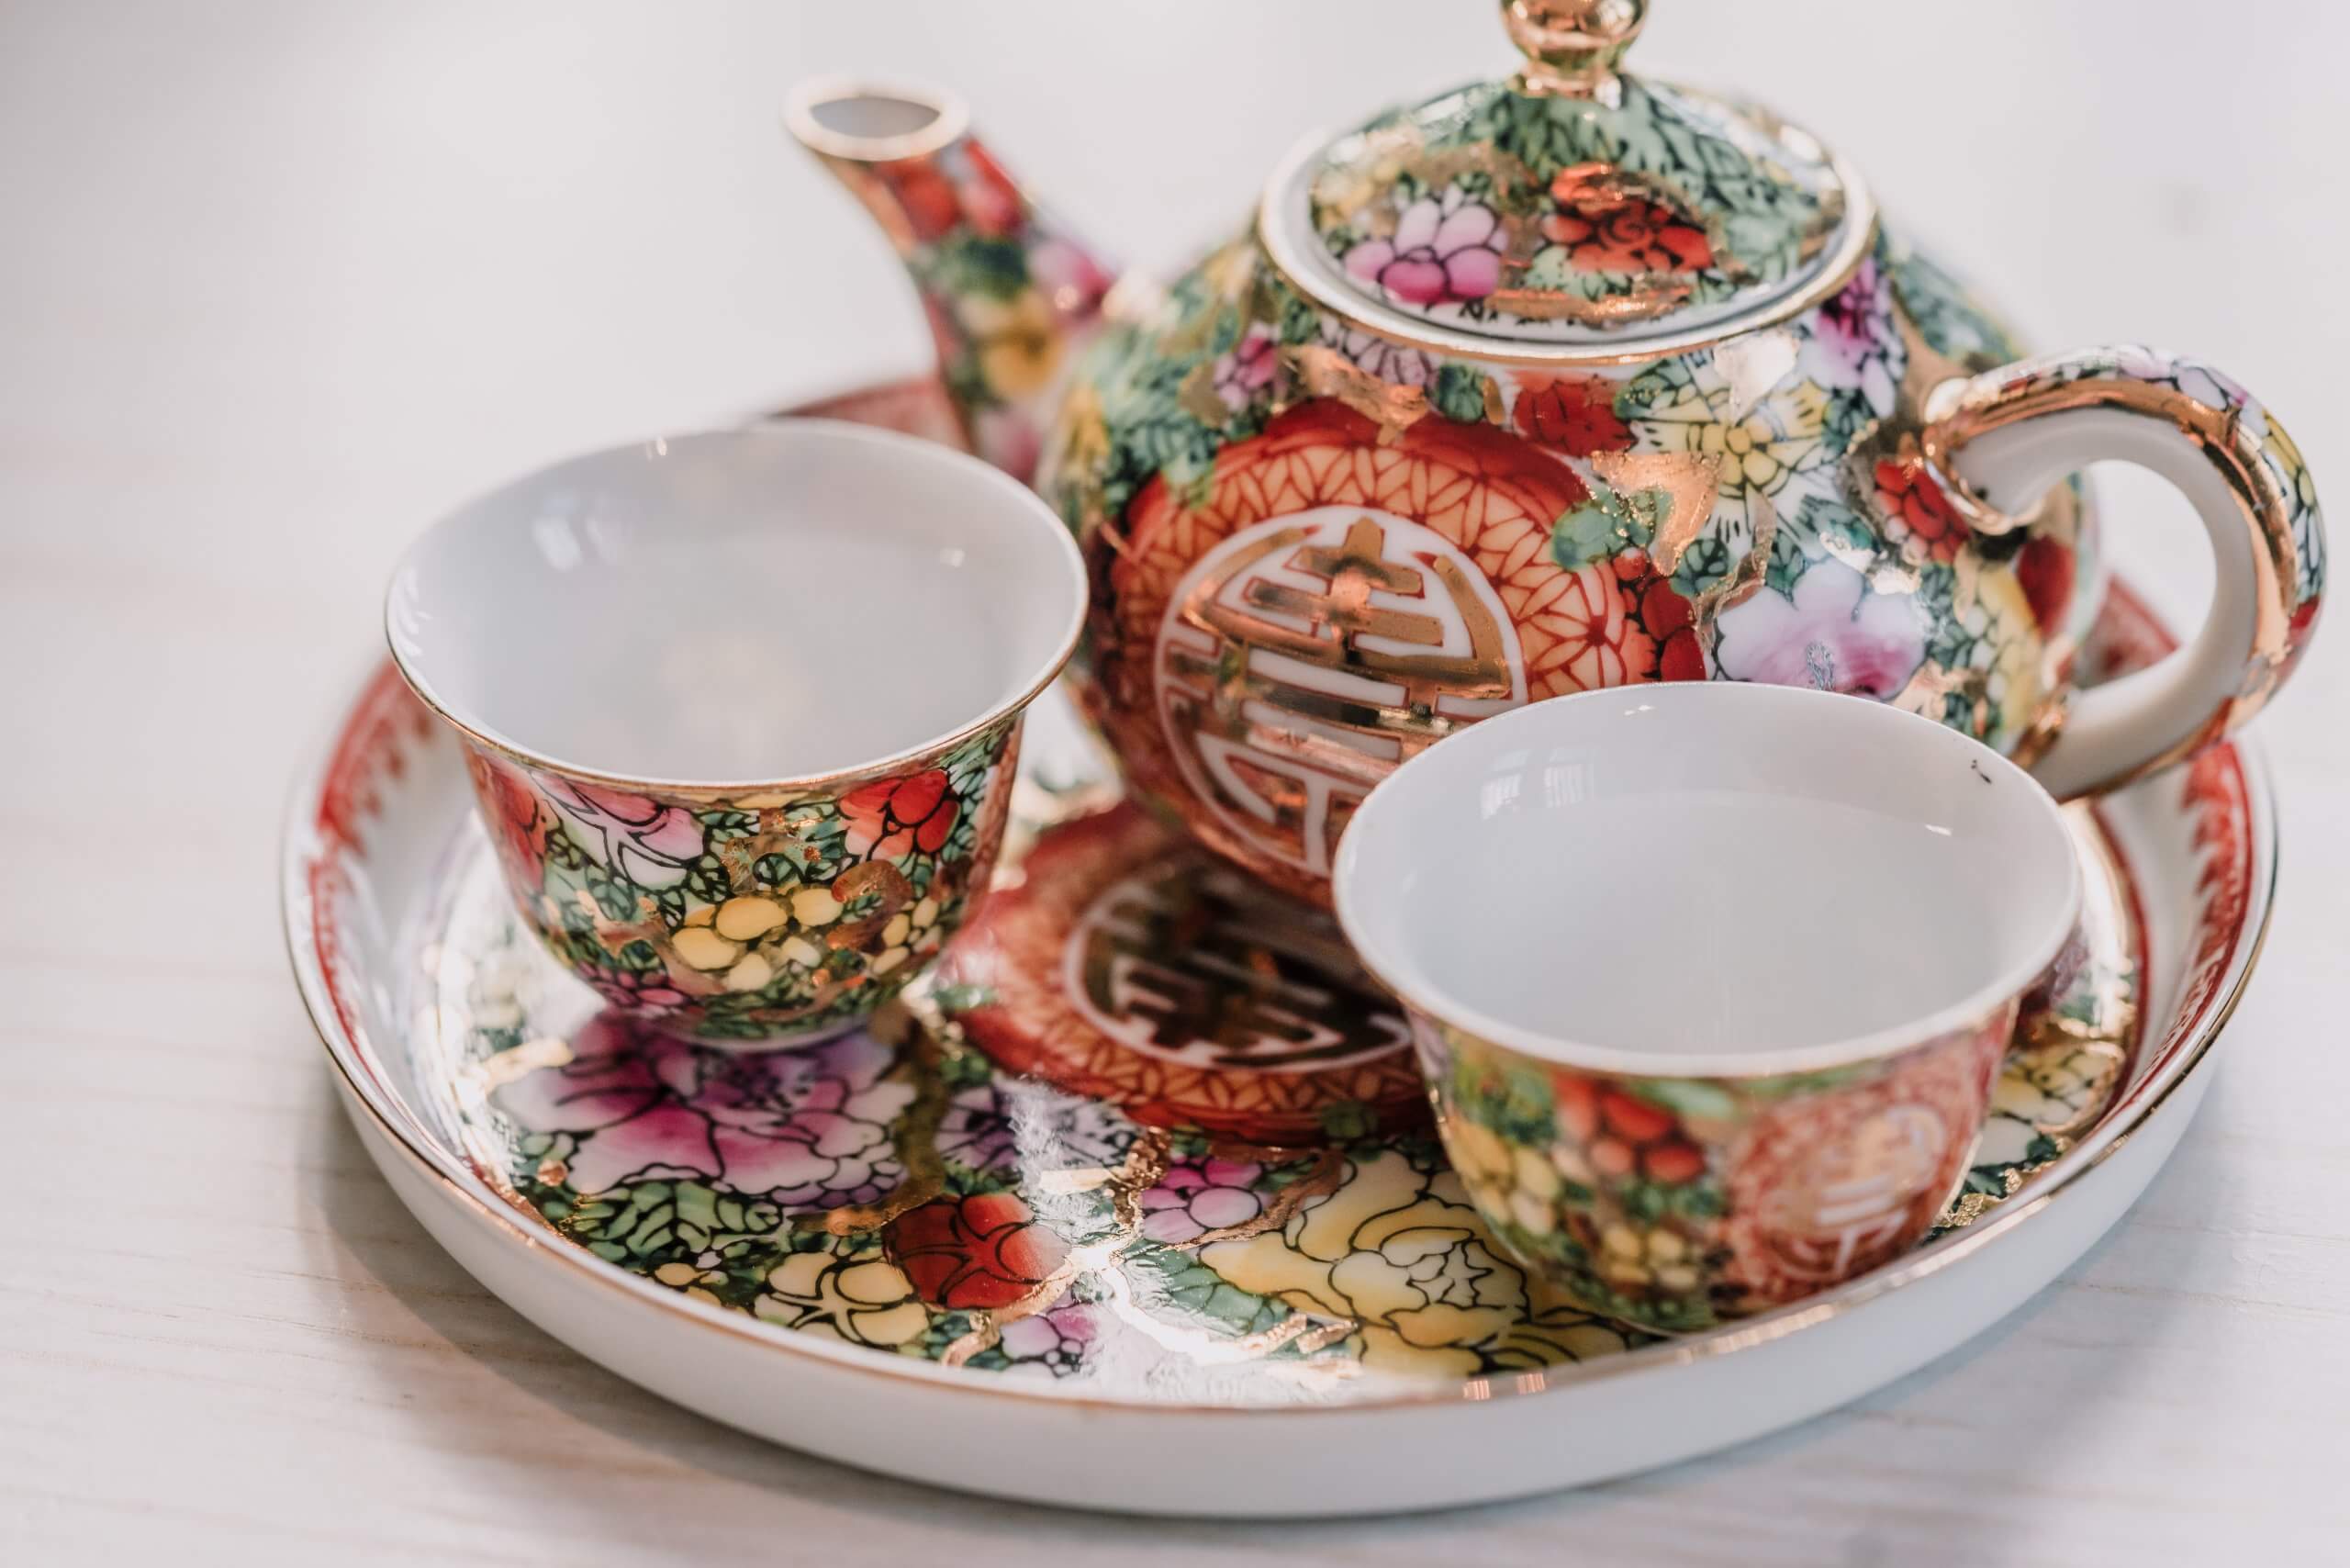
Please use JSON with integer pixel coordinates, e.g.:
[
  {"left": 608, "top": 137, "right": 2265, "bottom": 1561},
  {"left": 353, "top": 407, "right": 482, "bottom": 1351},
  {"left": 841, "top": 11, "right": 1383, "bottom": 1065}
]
[{"left": 283, "top": 594, "right": 2277, "bottom": 1418}]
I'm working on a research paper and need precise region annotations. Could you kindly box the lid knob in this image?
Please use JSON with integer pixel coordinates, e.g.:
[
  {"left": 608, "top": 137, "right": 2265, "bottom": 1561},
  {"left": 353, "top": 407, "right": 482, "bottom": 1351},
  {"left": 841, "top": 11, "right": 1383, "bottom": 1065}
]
[{"left": 1502, "top": 0, "right": 1646, "bottom": 97}]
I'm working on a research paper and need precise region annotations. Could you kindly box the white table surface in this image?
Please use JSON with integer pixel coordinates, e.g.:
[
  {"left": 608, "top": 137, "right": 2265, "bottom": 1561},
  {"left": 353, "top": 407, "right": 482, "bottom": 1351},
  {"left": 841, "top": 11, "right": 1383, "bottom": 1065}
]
[{"left": 5, "top": 2, "right": 2346, "bottom": 1562}]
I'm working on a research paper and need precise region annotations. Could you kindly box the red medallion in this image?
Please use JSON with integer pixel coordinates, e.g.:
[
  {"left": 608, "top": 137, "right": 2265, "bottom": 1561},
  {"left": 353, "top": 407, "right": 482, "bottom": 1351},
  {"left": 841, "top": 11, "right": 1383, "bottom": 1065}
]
[{"left": 940, "top": 801, "right": 1427, "bottom": 1141}]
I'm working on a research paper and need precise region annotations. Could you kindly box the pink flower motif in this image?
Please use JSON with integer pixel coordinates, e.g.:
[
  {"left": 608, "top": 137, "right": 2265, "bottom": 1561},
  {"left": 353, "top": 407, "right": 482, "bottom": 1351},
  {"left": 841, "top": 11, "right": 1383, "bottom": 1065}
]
[
  {"left": 497, "top": 1015, "right": 915, "bottom": 1204},
  {"left": 996, "top": 1297, "right": 1098, "bottom": 1375},
  {"left": 1138, "top": 1157, "right": 1267, "bottom": 1244},
  {"left": 972, "top": 406, "right": 1042, "bottom": 479},
  {"left": 578, "top": 964, "right": 690, "bottom": 1015},
  {"left": 538, "top": 777, "right": 704, "bottom": 890},
  {"left": 1211, "top": 323, "right": 1281, "bottom": 411},
  {"left": 1315, "top": 318, "right": 1436, "bottom": 388},
  {"left": 1714, "top": 557, "right": 1928, "bottom": 700},
  {"left": 1809, "top": 258, "right": 1900, "bottom": 417},
  {"left": 1343, "top": 188, "right": 1505, "bottom": 308},
  {"left": 1025, "top": 235, "right": 1113, "bottom": 318}
]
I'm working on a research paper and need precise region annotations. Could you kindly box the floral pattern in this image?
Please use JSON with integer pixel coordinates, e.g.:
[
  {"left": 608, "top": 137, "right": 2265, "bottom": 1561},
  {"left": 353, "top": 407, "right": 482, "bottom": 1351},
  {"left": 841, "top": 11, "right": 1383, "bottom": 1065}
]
[
  {"left": 496, "top": 1014, "right": 913, "bottom": 1204},
  {"left": 1342, "top": 186, "right": 1505, "bottom": 308},
  {"left": 1139, "top": 1155, "right": 1268, "bottom": 1244},
  {"left": 540, "top": 776, "right": 705, "bottom": 890},
  {"left": 1423, "top": 1009, "right": 2012, "bottom": 1331},
  {"left": 1539, "top": 164, "right": 1715, "bottom": 277},
  {"left": 1307, "top": 74, "right": 1844, "bottom": 334},
  {"left": 887, "top": 1192, "right": 1070, "bottom": 1311},
  {"left": 795, "top": 122, "right": 1113, "bottom": 478},
  {"left": 841, "top": 767, "right": 961, "bottom": 860},
  {"left": 310, "top": 365, "right": 2217, "bottom": 1408},
  {"left": 1511, "top": 373, "right": 1631, "bottom": 457},
  {"left": 1196, "top": 1148, "right": 1635, "bottom": 1374},
  {"left": 463, "top": 717, "right": 1019, "bottom": 1041},
  {"left": 1715, "top": 555, "right": 1928, "bottom": 698},
  {"left": 1039, "top": 221, "right": 2125, "bottom": 902},
  {"left": 1873, "top": 456, "right": 1968, "bottom": 564},
  {"left": 374, "top": 595, "right": 2177, "bottom": 1382}
]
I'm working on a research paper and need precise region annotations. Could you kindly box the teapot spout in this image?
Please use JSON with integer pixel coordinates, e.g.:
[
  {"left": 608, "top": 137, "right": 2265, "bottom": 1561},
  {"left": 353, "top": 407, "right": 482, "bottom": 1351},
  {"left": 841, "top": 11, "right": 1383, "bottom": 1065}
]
[{"left": 785, "top": 80, "right": 1116, "bottom": 482}]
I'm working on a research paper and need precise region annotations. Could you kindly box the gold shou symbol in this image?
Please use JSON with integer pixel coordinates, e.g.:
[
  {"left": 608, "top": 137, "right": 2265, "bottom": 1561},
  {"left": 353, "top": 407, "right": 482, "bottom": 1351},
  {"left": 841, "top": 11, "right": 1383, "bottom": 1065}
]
[
  {"left": 1067, "top": 858, "right": 1407, "bottom": 1073},
  {"left": 1755, "top": 1103, "right": 1948, "bottom": 1281},
  {"left": 1155, "top": 509, "right": 1527, "bottom": 875}
]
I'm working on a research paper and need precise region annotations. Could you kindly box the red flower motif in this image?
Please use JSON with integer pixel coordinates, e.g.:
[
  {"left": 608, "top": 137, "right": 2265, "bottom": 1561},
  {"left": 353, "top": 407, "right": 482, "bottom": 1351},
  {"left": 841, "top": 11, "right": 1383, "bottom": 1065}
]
[
  {"left": 840, "top": 767, "right": 960, "bottom": 860},
  {"left": 1513, "top": 375, "right": 1632, "bottom": 456},
  {"left": 957, "top": 140, "right": 1024, "bottom": 238},
  {"left": 466, "top": 752, "right": 549, "bottom": 881},
  {"left": 1555, "top": 1071, "right": 1707, "bottom": 1186},
  {"left": 878, "top": 156, "right": 962, "bottom": 243},
  {"left": 885, "top": 1192, "right": 1069, "bottom": 1311},
  {"left": 2015, "top": 535, "right": 2076, "bottom": 635},
  {"left": 1874, "top": 458, "right": 1966, "bottom": 563},
  {"left": 1540, "top": 165, "right": 1714, "bottom": 275},
  {"left": 1614, "top": 551, "right": 1705, "bottom": 682}
]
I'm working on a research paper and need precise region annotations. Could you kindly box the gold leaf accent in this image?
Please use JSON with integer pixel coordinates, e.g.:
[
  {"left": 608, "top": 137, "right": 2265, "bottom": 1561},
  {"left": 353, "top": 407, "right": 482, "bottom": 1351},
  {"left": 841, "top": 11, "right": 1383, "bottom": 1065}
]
[
  {"left": 1179, "top": 360, "right": 1232, "bottom": 427},
  {"left": 1588, "top": 451, "right": 1721, "bottom": 575},
  {"left": 1686, "top": 487, "right": 1780, "bottom": 646},
  {"left": 1281, "top": 345, "right": 1429, "bottom": 445}
]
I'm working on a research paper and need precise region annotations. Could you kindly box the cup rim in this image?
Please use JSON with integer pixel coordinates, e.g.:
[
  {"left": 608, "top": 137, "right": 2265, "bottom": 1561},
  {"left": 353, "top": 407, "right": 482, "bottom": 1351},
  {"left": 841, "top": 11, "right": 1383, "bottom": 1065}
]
[
  {"left": 383, "top": 420, "right": 1087, "bottom": 798},
  {"left": 1332, "top": 684, "right": 2086, "bottom": 1080}
]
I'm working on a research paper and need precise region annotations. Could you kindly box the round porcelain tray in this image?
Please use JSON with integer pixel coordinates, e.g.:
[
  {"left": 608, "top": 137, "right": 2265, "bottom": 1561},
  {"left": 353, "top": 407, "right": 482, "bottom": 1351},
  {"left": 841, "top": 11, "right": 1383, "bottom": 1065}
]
[{"left": 285, "top": 380, "right": 2274, "bottom": 1517}]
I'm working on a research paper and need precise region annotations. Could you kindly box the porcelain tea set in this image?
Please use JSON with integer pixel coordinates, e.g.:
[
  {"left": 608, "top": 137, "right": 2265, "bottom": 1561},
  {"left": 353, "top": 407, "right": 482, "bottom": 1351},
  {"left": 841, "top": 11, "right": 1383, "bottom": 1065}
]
[{"left": 379, "top": 0, "right": 2322, "bottom": 1339}]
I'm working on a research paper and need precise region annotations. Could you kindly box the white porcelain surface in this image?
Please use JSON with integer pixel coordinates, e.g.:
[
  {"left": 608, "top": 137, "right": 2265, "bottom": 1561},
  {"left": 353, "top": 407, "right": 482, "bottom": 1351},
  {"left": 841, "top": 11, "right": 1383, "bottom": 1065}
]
[
  {"left": 1335, "top": 686, "right": 2082, "bottom": 1071},
  {"left": 384, "top": 421, "right": 1086, "bottom": 783}
]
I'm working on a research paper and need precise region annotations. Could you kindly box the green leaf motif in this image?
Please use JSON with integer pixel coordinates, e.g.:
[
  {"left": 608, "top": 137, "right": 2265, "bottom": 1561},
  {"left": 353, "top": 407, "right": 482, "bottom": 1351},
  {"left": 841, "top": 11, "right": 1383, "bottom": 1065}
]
[
  {"left": 1887, "top": 244, "right": 2020, "bottom": 370},
  {"left": 933, "top": 234, "right": 1030, "bottom": 304},
  {"left": 1551, "top": 478, "right": 1655, "bottom": 572},
  {"left": 1627, "top": 1078, "right": 1738, "bottom": 1125},
  {"left": 1670, "top": 535, "right": 1733, "bottom": 599},
  {"left": 1431, "top": 363, "right": 1494, "bottom": 424},
  {"left": 1124, "top": 1246, "right": 1299, "bottom": 1342}
]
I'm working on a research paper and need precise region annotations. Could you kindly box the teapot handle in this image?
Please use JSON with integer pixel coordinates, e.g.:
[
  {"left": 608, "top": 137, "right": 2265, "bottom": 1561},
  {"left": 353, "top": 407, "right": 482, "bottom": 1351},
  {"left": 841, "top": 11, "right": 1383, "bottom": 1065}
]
[{"left": 1920, "top": 346, "right": 2325, "bottom": 798}]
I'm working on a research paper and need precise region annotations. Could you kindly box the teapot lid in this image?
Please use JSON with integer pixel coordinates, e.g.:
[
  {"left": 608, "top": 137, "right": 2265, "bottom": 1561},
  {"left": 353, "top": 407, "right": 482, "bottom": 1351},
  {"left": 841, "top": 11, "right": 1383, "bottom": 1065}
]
[{"left": 1262, "top": 0, "right": 1871, "bottom": 355}]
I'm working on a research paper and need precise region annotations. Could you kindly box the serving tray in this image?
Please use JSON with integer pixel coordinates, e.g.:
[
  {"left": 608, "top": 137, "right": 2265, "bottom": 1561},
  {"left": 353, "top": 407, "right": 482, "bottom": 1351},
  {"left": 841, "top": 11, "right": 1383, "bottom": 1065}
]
[{"left": 285, "top": 380, "right": 2273, "bottom": 1516}]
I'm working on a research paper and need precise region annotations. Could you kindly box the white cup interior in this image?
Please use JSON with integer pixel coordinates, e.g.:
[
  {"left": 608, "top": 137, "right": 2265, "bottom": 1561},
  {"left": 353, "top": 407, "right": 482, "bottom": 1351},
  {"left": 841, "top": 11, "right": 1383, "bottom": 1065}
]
[
  {"left": 386, "top": 422, "right": 1085, "bottom": 785},
  {"left": 1334, "top": 685, "right": 2082, "bottom": 1074}
]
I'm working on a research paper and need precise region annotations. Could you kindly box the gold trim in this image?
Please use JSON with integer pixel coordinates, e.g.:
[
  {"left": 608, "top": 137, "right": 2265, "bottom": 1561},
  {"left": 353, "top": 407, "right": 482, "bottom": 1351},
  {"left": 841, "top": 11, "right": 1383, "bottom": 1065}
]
[
  {"left": 282, "top": 659, "right": 2279, "bottom": 1417},
  {"left": 1256, "top": 125, "right": 1880, "bottom": 369}
]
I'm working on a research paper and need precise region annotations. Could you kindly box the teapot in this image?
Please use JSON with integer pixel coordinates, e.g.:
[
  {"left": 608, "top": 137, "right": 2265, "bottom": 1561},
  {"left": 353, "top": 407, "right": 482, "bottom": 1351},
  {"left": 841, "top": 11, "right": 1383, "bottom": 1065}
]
[{"left": 789, "top": 0, "right": 2324, "bottom": 908}]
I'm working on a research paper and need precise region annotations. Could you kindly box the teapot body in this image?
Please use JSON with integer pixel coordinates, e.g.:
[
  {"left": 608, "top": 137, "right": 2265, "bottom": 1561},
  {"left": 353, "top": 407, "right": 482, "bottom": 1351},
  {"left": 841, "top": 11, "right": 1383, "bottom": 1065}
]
[{"left": 1040, "top": 227, "right": 2099, "bottom": 905}]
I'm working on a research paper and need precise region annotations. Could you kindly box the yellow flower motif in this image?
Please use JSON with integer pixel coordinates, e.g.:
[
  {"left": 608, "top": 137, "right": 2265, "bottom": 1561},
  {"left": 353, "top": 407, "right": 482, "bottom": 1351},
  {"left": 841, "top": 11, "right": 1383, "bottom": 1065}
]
[
  {"left": 1979, "top": 1038, "right": 2121, "bottom": 1170},
  {"left": 2263, "top": 408, "right": 2317, "bottom": 523},
  {"left": 1199, "top": 1149, "right": 1628, "bottom": 1376},
  {"left": 1443, "top": 1118, "right": 1513, "bottom": 1190},
  {"left": 1631, "top": 368, "right": 1830, "bottom": 554},
  {"left": 1974, "top": 566, "right": 2043, "bottom": 750},
  {"left": 963, "top": 288, "right": 1062, "bottom": 398},
  {"left": 755, "top": 1249, "right": 931, "bottom": 1349},
  {"left": 651, "top": 1260, "right": 727, "bottom": 1305}
]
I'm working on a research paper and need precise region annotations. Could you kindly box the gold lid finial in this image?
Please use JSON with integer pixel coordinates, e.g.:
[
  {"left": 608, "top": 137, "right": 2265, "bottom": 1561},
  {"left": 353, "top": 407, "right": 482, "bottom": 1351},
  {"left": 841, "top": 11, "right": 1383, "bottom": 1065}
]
[{"left": 1502, "top": 0, "right": 1646, "bottom": 97}]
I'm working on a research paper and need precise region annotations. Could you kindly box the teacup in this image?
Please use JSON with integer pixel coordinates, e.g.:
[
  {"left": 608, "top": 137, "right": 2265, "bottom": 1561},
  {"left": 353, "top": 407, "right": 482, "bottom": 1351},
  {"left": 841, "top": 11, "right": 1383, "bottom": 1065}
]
[
  {"left": 386, "top": 421, "right": 1086, "bottom": 1044},
  {"left": 1332, "top": 683, "right": 2082, "bottom": 1332}
]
